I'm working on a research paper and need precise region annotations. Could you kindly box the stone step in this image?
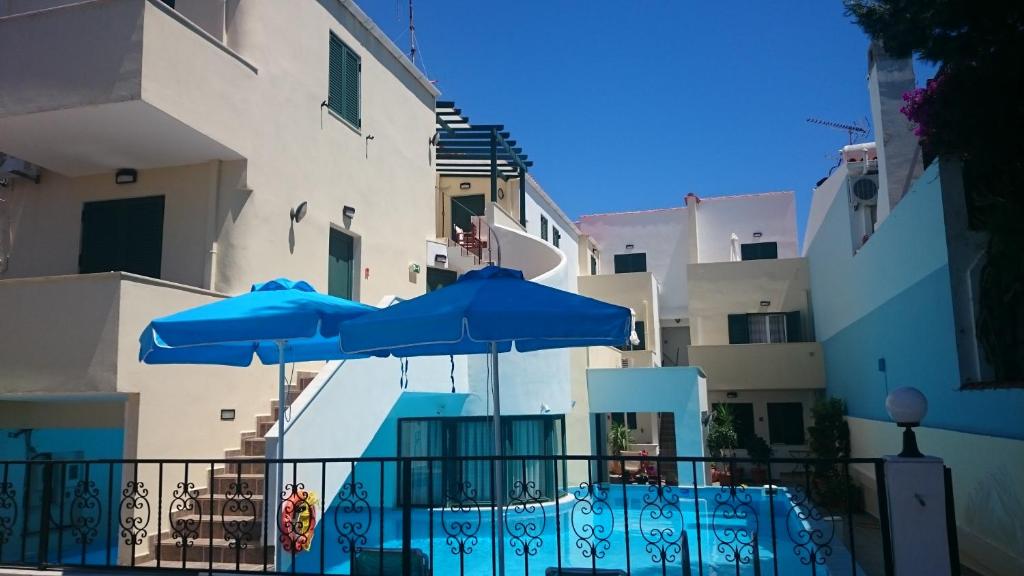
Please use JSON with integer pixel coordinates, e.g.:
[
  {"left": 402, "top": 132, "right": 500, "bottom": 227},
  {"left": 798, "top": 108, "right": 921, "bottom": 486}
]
[
  {"left": 165, "top": 513, "right": 270, "bottom": 540},
  {"left": 168, "top": 492, "right": 269, "bottom": 522},
  {"left": 211, "top": 473, "right": 266, "bottom": 494},
  {"left": 224, "top": 458, "right": 271, "bottom": 475},
  {"left": 156, "top": 537, "right": 274, "bottom": 565},
  {"left": 241, "top": 435, "right": 266, "bottom": 457},
  {"left": 139, "top": 559, "right": 274, "bottom": 572}
]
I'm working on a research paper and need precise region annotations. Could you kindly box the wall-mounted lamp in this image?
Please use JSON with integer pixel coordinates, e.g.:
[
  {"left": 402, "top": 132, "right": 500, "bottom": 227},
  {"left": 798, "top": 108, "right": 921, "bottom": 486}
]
[
  {"left": 886, "top": 386, "right": 927, "bottom": 457},
  {"left": 625, "top": 243, "right": 635, "bottom": 251},
  {"left": 759, "top": 300, "right": 771, "bottom": 307},
  {"left": 752, "top": 231, "right": 763, "bottom": 239},
  {"left": 115, "top": 168, "right": 138, "bottom": 185},
  {"left": 726, "top": 391, "right": 739, "bottom": 399},
  {"left": 459, "top": 182, "right": 472, "bottom": 190},
  {"left": 434, "top": 254, "right": 448, "bottom": 266},
  {"left": 540, "top": 403, "right": 551, "bottom": 414},
  {"left": 342, "top": 205, "right": 356, "bottom": 219},
  {"left": 220, "top": 409, "right": 236, "bottom": 421},
  {"left": 290, "top": 201, "right": 308, "bottom": 223}
]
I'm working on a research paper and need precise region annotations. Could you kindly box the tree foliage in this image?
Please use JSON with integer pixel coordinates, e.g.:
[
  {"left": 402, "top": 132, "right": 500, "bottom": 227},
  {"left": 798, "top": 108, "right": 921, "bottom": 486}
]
[{"left": 845, "top": 1, "right": 1024, "bottom": 381}]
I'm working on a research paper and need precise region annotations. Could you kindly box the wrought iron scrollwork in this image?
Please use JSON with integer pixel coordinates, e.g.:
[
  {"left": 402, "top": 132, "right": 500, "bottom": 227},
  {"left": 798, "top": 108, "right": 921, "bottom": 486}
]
[
  {"left": 221, "top": 480, "right": 258, "bottom": 550},
  {"left": 0, "top": 479, "right": 17, "bottom": 547},
  {"left": 505, "top": 477, "right": 545, "bottom": 558},
  {"left": 169, "top": 481, "right": 201, "bottom": 549},
  {"left": 639, "top": 484, "right": 685, "bottom": 567},
  {"left": 119, "top": 480, "right": 151, "bottom": 546},
  {"left": 570, "top": 481, "right": 613, "bottom": 560},
  {"left": 786, "top": 484, "right": 834, "bottom": 570},
  {"left": 441, "top": 480, "right": 481, "bottom": 564},
  {"left": 333, "top": 476, "right": 371, "bottom": 554},
  {"left": 69, "top": 480, "right": 101, "bottom": 546},
  {"left": 711, "top": 484, "right": 758, "bottom": 568},
  {"left": 279, "top": 482, "right": 316, "bottom": 553}
]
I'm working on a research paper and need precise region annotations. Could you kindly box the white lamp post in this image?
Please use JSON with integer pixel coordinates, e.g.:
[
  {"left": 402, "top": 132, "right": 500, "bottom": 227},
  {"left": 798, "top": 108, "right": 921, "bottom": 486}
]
[{"left": 885, "top": 386, "right": 928, "bottom": 457}]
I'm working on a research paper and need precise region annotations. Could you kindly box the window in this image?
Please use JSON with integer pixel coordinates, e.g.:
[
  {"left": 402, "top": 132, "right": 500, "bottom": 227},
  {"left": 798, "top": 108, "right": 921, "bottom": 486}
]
[
  {"left": 767, "top": 402, "right": 805, "bottom": 445},
  {"left": 398, "top": 416, "right": 565, "bottom": 505},
  {"left": 728, "top": 311, "right": 802, "bottom": 344},
  {"left": 552, "top": 228, "right": 561, "bottom": 248},
  {"left": 610, "top": 412, "right": 638, "bottom": 430},
  {"left": 328, "top": 33, "right": 360, "bottom": 127},
  {"left": 619, "top": 320, "right": 646, "bottom": 351},
  {"left": 740, "top": 241, "right": 778, "bottom": 260},
  {"left": 590, "top": 253, "right": 598, "bottom": 275},
  {"left": 613, "top": 253, "right": 647, "bottom": 273},
  {"left": 328, "top": 228, "right": 355, "bottom": 299},
  {"left": 713, "top": 403, "right": 756, "bottom": 450},
  {"left": 426, "top": 267, "right": 457, "bottom": 292},
  {"left": 79, "top": 196, "right": 164, "bottom": 279},
  {"left": 540, "top": 215, "right": 549, "bottom": 241}
]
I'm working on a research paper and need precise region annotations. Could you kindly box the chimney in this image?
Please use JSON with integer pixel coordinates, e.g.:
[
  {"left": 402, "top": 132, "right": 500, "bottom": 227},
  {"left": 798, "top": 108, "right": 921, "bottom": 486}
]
[{"left": 867, "top": 41, "right": 923, "bottom": 220}]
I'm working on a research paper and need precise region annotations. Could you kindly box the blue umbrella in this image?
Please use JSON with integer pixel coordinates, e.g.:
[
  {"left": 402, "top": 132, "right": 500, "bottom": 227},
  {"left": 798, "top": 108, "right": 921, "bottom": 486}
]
[
  {"left": 339, "top": 265, "right": 631, "bottom": 573},
  {"left": 139, "top": 278, "right": 377, "bottom": 465}
]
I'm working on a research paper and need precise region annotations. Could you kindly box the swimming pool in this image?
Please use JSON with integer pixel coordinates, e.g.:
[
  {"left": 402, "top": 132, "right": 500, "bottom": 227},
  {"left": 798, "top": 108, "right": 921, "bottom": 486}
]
[{"left": 291, "top": 483, "right": 860, "bottom": 576}]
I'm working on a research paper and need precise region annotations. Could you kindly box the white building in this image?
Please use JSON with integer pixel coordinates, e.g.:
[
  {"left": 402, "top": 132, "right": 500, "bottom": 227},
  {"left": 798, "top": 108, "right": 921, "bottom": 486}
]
[{"left": 578, "top": 189, "right": 824, "bottom": 466}]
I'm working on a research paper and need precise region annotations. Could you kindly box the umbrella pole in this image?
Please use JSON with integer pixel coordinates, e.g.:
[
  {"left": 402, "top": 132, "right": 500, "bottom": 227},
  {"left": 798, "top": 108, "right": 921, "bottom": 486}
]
[
  {"left": 277, "top": 340, "right": 287, "bottom": 566},
  {"left": 491, "top": 341, "right": 505, "bottom": 576}
]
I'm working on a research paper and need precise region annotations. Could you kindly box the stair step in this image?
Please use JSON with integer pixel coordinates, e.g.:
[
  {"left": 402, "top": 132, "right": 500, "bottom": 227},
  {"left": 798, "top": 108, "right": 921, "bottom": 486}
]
[
  {"left": 212, "top": 473, "right": 266, "bottom": 494},
  {"left": 241, "top": 436, "right": 266, "bottom": 457},
  {"left": 224, "top": 459, "right": 271, "bottom": 475},
  {"left": 156, "top": 538, "right": 274, "bottom": 564},
  {"left": 164, "top": 514, "right": 270, "bottom": 539},
  {"left": 139, "top": 559, "right": 274, "bottom": 571},
  {"left": 168, "top": 493, "right": 268, "bottom": 521}
]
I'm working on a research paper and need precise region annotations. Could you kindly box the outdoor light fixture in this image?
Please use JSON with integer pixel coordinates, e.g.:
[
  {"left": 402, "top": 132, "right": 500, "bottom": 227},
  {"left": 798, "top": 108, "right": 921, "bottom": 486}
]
[
  {"left": 115, "top": 168, "right": 137, "bottom": 185},
  {"left": 459, "top": 182, "right": 472, "bottom": 190},
  {"left": 343, "top": 205, "right": 356, "bottom": 219},
  {"left": 220, "top": 409, "right": 236, "bottom": 421},
  {"left": 625, "top": 243, "right": 635, "bottom": 251},
  {"left": 753, "top": 231, "right": 763, "bottom": 238},
  {"left": 434, "top": 254, "right": 448, "bottom": 266},
  {"left": 759, "top": 300, "right": 771, "bottom": 307},
  {"left": 886, "top": 386, "right": 927, "bottom": 458},
  {"left": 290, "top": 201, "right": 308, "bottom": 223}
]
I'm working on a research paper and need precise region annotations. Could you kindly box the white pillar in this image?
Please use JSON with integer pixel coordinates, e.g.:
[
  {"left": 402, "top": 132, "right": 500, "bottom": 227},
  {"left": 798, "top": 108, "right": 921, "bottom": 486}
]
[{"left": 883, "top": 456, "right": 952, "bottom": 576}]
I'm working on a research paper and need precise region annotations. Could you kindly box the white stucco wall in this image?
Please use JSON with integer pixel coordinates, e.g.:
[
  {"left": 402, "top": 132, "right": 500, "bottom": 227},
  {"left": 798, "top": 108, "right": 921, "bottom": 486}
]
[
  {"left": 578, "top": 207, "right": 689, "bottom": 320},
  {"left": 692, "top": 191, "right": 798, "bottom": 263}
]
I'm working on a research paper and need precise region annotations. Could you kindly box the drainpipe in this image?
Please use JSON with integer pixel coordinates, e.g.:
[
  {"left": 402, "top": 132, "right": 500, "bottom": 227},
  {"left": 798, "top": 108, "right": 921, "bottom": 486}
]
[{"left": 204, "top": 161, "right": 222, "bottom": 291}]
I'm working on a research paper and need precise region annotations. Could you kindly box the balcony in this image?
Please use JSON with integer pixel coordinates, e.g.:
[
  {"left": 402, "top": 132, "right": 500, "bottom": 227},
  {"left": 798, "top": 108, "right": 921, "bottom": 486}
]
[
  {"left": 688, "top": 257, "right": 810, "bottom": 322},
  {"left": 687, "top": 341, "right": 825, "bottom": 391},
  {"left": 0, "top": 0, "right": 256, "bottom": 176},
  {"left": 0, "top": 272, "right": 269, "bottom": 397},
  {"left": 578, "top": 272, "right": 660, "bottom": 363}
]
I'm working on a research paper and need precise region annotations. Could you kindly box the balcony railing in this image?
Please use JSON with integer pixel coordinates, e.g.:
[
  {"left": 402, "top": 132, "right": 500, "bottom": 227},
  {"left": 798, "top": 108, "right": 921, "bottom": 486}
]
[{"left": 0, "top": 454, "right": 896, "bottom": 576}]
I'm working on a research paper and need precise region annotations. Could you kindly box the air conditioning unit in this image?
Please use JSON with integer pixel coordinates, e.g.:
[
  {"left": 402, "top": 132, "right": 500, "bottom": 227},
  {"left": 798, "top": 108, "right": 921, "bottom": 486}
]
[
  {"left": 848, "top": 174, "right": 878, "bottom": 208},
  {"left": 0, "top": 153, "right": 41, "bottom": 183}
]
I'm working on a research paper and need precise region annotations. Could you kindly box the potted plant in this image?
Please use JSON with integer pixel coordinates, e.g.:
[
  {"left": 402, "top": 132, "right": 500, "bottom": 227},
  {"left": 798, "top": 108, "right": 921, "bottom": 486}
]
[
  {"left": 607, "top": 421, "right": 632, "bottom": 476},
  {"left": 808, "top": 397, "right": 858, "bottom": 508},
  {"left": 705, "top": 405, "right": 738, "bottom": 484},
  {"left": 746, "top": 434, "right": 773, "bottom": 485}
]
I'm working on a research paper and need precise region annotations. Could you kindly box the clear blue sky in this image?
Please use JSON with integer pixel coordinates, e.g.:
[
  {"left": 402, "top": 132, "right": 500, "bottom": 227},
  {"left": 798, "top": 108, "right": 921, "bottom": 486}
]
[{"left": 361, "top": 1, "right": 935, "bottom": 245}]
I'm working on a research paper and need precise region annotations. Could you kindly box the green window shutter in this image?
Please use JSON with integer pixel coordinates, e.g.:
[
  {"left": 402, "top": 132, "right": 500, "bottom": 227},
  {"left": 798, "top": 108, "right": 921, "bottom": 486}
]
[
  {"left": 328, "top": 34, "right": 360, "bottom": 127},
  {"left": 728, "top": 314, "right": 750, "bottom": 344},
  {"left": 785, "top": 311, "right": 802, "bottom": 343},
  {"left": 328, "top": 35, "right": 345, "bottom": 117},
  {"left": 540, "top": 216, "right": 548, "bottom": 241},
  {"left": 342, "top": 44, "right": 360, "bottom": 126}
]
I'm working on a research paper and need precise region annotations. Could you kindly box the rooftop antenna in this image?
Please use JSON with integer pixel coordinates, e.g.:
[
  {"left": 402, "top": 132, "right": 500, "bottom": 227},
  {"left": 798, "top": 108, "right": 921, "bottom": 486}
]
[
  {"left": 806, "top": 117, "right": 869, "bottom": 145},
  {"left": 407, "top": 0, "right": 416, "bottom": 61}
]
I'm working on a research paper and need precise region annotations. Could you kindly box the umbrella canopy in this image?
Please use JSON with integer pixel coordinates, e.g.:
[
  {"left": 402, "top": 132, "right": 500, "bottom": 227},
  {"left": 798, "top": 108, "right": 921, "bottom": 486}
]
[
  {"left": 338, "top": 265, "right": 631, "bottom": 355},
  {"left": 139, "top": 278, "right": 377, "bottom": 365},
  {"left": 337, "top": 265, "right": 630, "bottom": 576}
]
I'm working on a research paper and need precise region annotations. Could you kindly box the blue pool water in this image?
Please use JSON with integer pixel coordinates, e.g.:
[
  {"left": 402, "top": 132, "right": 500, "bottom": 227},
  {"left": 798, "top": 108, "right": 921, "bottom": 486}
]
[{"left": 291, "top": 484, "right": 863, "bottom": 576}]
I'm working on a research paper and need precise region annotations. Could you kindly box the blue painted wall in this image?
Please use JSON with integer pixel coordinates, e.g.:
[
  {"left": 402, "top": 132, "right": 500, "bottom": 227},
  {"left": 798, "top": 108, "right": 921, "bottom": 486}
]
[
  {"left": 806, "top": 162, "right": 1024, "bottom": 440},
  {"left": 0, "top": 427, "right": 124, "bottom": 565}
]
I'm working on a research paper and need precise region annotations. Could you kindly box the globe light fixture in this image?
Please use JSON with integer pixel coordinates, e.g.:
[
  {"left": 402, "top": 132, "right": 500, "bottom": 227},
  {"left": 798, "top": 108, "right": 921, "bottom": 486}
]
[{"left": 885, "top": 386, "right": 927, "bottom": 458}]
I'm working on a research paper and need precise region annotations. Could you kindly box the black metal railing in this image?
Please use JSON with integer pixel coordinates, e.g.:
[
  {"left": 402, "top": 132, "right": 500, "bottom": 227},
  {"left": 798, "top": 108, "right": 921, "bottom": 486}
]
[{"left": 0, "top": 455, "right": 893, "bottom": 576}]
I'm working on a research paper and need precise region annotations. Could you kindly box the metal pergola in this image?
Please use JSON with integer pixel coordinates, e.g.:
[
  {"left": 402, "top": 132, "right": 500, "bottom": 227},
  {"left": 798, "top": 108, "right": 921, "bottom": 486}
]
[{"left": 435, "top": 101, "right": 533, "bottom": 227}]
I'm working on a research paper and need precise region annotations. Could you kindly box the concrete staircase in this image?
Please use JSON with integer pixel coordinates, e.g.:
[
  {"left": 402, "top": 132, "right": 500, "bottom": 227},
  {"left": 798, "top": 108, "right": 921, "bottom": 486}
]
[{"left": 138, "top": 372, "right": 316, "bottom": 569}]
